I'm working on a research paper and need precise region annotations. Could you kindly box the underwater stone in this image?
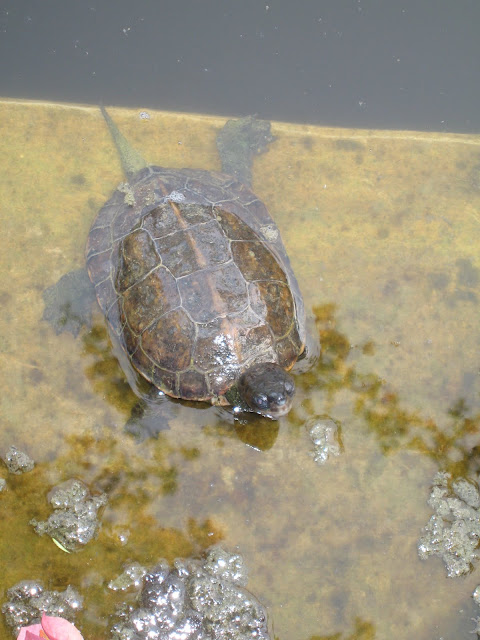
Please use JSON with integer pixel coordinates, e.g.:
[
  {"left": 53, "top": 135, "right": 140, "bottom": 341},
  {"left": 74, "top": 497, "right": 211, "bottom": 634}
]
[
  {"left": 48, "top": 478, "right": 89, "bottom": 508},
  {"left": 116, "top": 529, "right": 131, "bottom": 546},
  {"left": 0, "top": 477, "right": 6, "bottom": 491},
  {"left": 474, "top": 585, "right": 480, "bottom": 606},
  {"left": 418, "top": 472, "right": 480, "bottom": 577},
  {"left": 202, "top": 545, "right": 248, "bottom": 587},
  {"left": 306, "top": 416, "right": 342, "bottom": 465},
  {"left": 473, "top": 618, "right": 480, "bottom": 637},
  {"left": 452, "top": 478, "right": 480, "bottom": 509},
  {"left": 30, "top": 478, "right": 107, "bottom": 551},
  {"left": 109, "top": 563, "right": 148, "bottom": 592},
  {"left": 140, "top": 560, "right": 170, "bottom": 606},
  {"left": 2, "top": 581, "right": 83, "bottom": 637},
  {"left": 189, "top": 574, "right": 267, "bottom": 639},
  {"left": 110, "top": 546, "right": 270, "bottom": 640},
  {"left": 2, "top": 446, "right": 35, "bottom": 474},
  {"left": 473, "top": 586, "right": 480, "bottom": 636}
]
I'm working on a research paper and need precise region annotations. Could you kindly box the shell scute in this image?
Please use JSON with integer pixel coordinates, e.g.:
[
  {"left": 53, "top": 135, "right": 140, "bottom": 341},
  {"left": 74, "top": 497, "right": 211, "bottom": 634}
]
[
  {"left": 86, "top": 225, "right": 112, "bottom": 259},
  {"left": 154, "top": 219, "right": 231, "bottom": 279},
  {"left": 178, "top": 369, "right": 210, "bottom": 400},
  {"left": 185, "top": 177, "right": 232, "bottom": 204},
  {"left": 214, "top": 209, "right": 260, "bottom": 241},
  {"left": 142, "top": 204, "right": 180, "bottom": 239},
  {"left": 122, "top": 267, "right": 179, "bottom": 335},
  {"left": 151, "top": 366, "right": 178, "bottom": 396},
  {"left": 231, "top": 240, "right": 287, "bottom": 283},
  {"left": 275, "top": 332, "right": 303, "bottom": 368},
  {"left": 140, "top": 307, "right": 195, "bottom": 372},
  {"left": 94, "top": 278, "right": 117, "bottom": 315},
  {"left": 90, "top": 198, "right": 123, "bottom": 232},
  {"left": 86, "top": 250, "right": 111, "bottom": 286},
  {"left": 249, "top": 281, "right": 295, "bottom": 339},
  {"left": 177, "top": 262, "right": 249, "bottom": 324},
  {"left": 206, "top": 364, "right": 242, "bottom": 398},
  {"left": 115, "top": 229, "right": 161, "bottom": 293},
  {"left": 111, "top": 204, "right": 144, "bottom": 241}
]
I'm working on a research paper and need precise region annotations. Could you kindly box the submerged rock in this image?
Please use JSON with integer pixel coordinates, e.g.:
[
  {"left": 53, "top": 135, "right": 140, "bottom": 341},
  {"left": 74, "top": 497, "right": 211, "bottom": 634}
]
[
  {"left": 109, "top": 563, "right": 148, "bottom": 592},
  {"left": 306, "top": 416, "right": 342, "bottom": 465},
  {"left": 30, "top": 478, "right": 107, "bottom": 551},
  {"left": 417, "top": 472, "right": 480, "bottom": 577},
  {"left": 2, "top": 446, "right": 35, "bottom": 474},
  {"left": 110, "top": 546, "right": 271, "bottom": 640},
  {"left": 472, "top": 586, "right": 480, "bottom": 636},
  {"left": 2, "top": 580, "right": 83, "bottom": 637}
]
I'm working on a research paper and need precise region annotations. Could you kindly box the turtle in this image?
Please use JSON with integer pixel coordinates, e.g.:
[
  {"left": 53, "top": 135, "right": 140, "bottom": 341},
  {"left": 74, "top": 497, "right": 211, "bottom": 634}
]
[{"left": 43, "top": 107, "right": 306, "bottom": 424}]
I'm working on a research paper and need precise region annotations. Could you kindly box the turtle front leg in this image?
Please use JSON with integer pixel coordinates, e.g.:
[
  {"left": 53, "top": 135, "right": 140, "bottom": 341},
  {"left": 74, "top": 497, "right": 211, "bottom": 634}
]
[
  {"left": 42, "top": 268, "right": 96, "bottom": 336},
  {"left": 216, "top": 116, "right": 275, "bottom": 187},
  {"left": 125, "top": 390, "right": 184, "bottom": 440}
]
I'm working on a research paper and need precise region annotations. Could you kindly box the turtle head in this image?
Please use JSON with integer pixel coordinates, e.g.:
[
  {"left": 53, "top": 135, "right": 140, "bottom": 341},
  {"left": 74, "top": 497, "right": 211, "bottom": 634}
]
[{"left": 238, "top": 362, "right": 295, "bottom": 419}]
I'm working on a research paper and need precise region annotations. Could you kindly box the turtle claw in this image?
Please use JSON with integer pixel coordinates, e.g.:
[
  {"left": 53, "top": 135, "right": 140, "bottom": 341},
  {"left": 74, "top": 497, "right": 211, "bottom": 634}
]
[{"left": 42, "top": 268, "right": 96, "bottom": 337}]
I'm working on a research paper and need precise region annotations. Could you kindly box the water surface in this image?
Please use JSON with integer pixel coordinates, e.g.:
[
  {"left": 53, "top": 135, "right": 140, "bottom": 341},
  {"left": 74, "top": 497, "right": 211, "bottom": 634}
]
[{"left": 1, "top": 101, "right": 480, "bottom": 639}]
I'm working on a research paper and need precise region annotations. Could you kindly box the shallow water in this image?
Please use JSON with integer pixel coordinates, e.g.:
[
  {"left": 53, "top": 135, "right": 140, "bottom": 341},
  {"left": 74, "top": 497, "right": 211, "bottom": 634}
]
[{"left": 1, "top": 100, "right": 480, "bottom": 639}]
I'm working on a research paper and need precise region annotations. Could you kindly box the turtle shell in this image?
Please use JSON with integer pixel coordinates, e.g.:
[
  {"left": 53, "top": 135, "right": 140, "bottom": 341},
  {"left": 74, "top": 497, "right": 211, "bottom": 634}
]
[{"left": 86, "top": 166, "right": 305, "bottom": 404}]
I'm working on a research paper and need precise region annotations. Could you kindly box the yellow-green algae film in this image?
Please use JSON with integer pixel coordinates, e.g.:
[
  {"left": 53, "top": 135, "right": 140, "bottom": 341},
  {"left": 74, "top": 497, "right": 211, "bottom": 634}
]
[{"left": 1, "top": 100, "right": 480, "bottom": 639}]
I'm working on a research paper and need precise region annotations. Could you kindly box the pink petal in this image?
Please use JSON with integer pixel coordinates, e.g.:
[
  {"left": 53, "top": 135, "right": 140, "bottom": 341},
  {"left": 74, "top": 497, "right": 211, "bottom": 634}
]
[
  {"left": 40, "top": 614, "right": 84, "bottom": 640},
  {"left": 16, "top": 623, "right": 42, "bottom": 640}
]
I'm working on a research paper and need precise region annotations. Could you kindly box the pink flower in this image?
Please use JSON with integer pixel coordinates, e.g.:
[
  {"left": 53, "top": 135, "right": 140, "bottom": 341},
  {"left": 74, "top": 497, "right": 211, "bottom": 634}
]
[{"left": 17, "top": 613, "right": 84, "bottom": 640}]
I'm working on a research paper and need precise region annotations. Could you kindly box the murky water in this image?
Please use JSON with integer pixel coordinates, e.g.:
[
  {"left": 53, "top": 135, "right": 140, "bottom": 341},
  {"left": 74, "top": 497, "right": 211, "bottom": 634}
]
[{"left": 1, "top": 101, "right": 480, "bottom": 639}]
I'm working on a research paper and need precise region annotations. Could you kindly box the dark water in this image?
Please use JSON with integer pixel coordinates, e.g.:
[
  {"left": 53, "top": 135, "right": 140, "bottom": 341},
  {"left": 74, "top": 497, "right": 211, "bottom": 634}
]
[{"left": 1, "top": 0, "right": 480, "bottom": 132}]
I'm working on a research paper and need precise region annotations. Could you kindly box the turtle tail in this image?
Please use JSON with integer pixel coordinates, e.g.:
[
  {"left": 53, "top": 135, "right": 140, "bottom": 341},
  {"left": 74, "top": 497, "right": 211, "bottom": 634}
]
[{"left": 100, "top": 105, "right": 148, "bottom": 181}]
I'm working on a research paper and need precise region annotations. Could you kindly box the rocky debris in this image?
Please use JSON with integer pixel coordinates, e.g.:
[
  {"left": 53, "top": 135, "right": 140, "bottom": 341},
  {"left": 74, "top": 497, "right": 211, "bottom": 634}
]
[
  {"left": 306, "top": 416, "right": 342, "bottom": 465},
  {"left": 2, "top": 580, "right": 83, "bottom": 637},
  {"left": 109, "top": 563, "right": 148, "bottom": 592},
  {"left": 30, "top": 478, "right": 107, "bottom": 551},
  {"left": 110, "top": 546, "right": 271, "bottom": 640},
  {"left": 418, "top": 472, "right": 480, "bottom": 577},
  {"left": 2, "top": 446, "right": 35, "bottom": 474}
]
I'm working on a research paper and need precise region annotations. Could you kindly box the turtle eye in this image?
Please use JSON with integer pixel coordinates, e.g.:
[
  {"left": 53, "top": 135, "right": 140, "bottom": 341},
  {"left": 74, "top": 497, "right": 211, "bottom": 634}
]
[
  {"left": 268, "top": 392, "right": 286, "bottom": 406},
  {"left": 252, "top": 393, "right": 269, "bottom": 409},
  {"left": 284, "top": 379, "right": 295, "bottom": 396}
]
